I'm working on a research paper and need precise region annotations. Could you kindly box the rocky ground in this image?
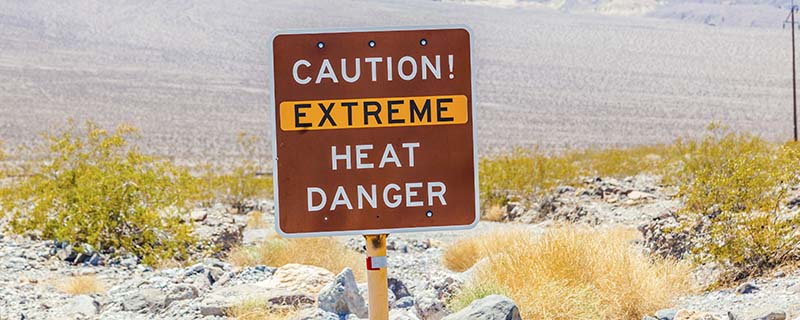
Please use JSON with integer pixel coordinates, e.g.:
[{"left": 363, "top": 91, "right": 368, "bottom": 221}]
[{"left": 1, "top": 175, "right": 799, "bottom": 320}]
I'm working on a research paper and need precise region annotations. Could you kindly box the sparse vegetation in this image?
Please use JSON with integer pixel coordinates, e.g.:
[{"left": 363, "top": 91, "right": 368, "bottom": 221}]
[
  {"left": 198, "top": 132, "right": 273, "bottom": 213},
  {"left": 478, "top": 124, "right": 800, "bottom": 284},
  {"left": 0, "top": 121, "right": 197, "bottom": 266},
  {"left": 445, "top": 228, "right": 692, "bottom": 319},
  {"left": 228, "top": 234, "right": 364, "bottom": 280},
  {"left": 226, "top": 299, "right": 298, "bottom": 320},
  {"left": 57, "top": 275, "right": 105, "bottom": 295},
  {"left": 479, "top": 144, "right": 678, "bottom": 207}
]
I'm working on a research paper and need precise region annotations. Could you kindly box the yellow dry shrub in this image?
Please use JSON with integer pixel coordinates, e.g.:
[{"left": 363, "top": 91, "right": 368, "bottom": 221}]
[
  {"left": 442, "top": 227, "right": 534, "bottom": 272},
  {"left": 226, "top": 299, "right": 298, "bottom": 320},
  {"left": 445, "top": 228, "right": 692, "bottom": 320},
  {"left": 229, "top": 234, "right": 364, "bottom": 280},
  {"left": 483, "top": 205, "right": 506, "bottom": 222},
  {"left": 246, "top": 210, "right": 268, "bottom": 229},
  {"left": 58, "top": 275, "right": 105, "bottom": 295}
]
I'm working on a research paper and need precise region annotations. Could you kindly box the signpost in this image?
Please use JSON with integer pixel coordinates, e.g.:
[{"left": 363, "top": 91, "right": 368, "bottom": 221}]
[{"left": 269, "top": 26, "right": 477, "bottom": 319}]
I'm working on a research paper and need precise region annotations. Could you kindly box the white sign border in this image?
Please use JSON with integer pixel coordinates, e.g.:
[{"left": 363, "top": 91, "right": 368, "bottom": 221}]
[{"left": 268, "top": 24, "right": 479, "bottom": 238}]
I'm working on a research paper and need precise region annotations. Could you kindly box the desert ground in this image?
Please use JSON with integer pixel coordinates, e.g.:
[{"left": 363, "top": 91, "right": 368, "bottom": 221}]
[{"left": 2, "top": 1, "right": 800, "bottom": 320}]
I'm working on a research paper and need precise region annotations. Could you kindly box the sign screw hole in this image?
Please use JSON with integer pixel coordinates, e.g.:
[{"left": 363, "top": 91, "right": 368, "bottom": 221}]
[
  {"left": 317, "top": 41, "right": 325, "bottom": 49},
  {"left": 368, "top": 40, "right": 376, "bottom": 48},
  {"left": 426, "top": 210, "right": 433, "bottom": 218},
  {"left": 420, "top": 38, "right": 427, "bottom": 46}
]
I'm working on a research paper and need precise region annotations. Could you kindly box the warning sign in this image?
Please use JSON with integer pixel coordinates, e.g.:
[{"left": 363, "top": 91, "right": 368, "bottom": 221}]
[{"left": 270, "top": 26, "right": 478, "bottom": 237}]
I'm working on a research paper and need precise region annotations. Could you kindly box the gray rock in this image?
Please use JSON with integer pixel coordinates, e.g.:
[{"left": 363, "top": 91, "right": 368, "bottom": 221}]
[
  {"left": 393, "top": 296, "right": 415, "bottom": 309},
  {"left": 736, "top": 282, "right": 759, "bottom": 294},
  {"left": 752, "top": 312, "right": 786, "bottom": 320},
  {"left": 184, "top": 263, "right": 205, "bottom": 277},
  {"left": 656, "top": 309, "right": 677, "bottom": 320},
  {"left": 441, "top": 295, "right": 521, "bottom": 320},
  {"left": 165, "top": 284, "right": 198, "bottom": 306},
  {"left": 291, "top": 308, "right": 339, "bottom": 320},
  {"left": 317, "top": 268, "right": 368, "bottom": 318},
  {"left": 206, "top": 266, "right": 225, "bottom": 285},
  {"left": 388, "top": 278, "right": 411, "bottom": 300},
  {"left": 643, "top": 317, "right": 659, "bottom": 320},
  {"left": 121, "top": 288, "right": 166, "bottom": 312}
]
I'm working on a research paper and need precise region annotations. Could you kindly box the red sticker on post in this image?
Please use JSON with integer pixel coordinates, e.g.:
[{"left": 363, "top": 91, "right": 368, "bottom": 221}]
[{"left": 366, "top": 256, "right": 388, "bottom": 270}]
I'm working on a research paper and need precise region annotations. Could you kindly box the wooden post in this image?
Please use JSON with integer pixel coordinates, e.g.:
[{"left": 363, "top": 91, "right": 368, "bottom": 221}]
[{"left": 364, "top": 234, "right": 389, "bottom": 320}]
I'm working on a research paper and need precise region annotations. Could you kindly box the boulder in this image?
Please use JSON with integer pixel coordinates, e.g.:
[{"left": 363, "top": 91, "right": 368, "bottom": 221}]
[
  {"left": 121, "top": 288, "right": 166, "bottom": 311},
  {"left": 655, "top": 309, "right": 677, "bottom": 320},
  {"left": 752, "top": 312, "right": 786, "bottom": 320},
  {"left": 53, "top": 295, "right": 100, "bottom": 319},
  {"left": 674, "top": 310, "right": 720, "bottom": 320},
  {"left": 291, "top": 308, "right": 339, "bottom": 320},
  {"left": 317, "top": 268, "right": 368, "bottom": 318},
  {"left": 199, "top": 283, "right": 314, "bottom": 316},
  {"left": 441, "top": 295, "right": 521, "bottom": 320},
  {"left": 267, "top": 264, "right": 335, "bottom": 296}
]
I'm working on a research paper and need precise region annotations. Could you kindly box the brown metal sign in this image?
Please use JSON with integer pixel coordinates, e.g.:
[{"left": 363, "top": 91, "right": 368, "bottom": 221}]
[{"left": 269, "top": 26, "right": 478, "bottom": 237}]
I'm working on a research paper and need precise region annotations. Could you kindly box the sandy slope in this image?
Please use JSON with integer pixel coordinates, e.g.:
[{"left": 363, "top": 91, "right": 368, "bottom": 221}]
[{"left": 0, "top": 0, "right": 793, "bottom": 160}]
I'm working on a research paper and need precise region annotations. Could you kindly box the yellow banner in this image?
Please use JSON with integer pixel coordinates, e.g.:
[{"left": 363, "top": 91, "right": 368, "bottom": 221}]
[{"left": 279, "top": 95, "right": 468, "bottom": 131}]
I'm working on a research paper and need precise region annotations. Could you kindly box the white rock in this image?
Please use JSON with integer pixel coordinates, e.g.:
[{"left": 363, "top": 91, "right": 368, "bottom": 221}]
[
  {"left": 266, "top": 263, "right": 335, "bottom": 297},
  {"left": 53, "top": 295, "right": 100, "bottom": 319},
  {"left": 628, "top": 191, "right": 656, "bottom": 200},
  {"left": 199, "top": 282, "right": 313, "bottom": 316}
]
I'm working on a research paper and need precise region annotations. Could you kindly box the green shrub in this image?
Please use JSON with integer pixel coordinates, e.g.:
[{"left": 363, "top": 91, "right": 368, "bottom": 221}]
[
  {"left": 479, "top": 147, "right": 578, "bottom": 207},
  {"left": 447, "top": 282, "right": 508, "bottom": 313},
  {"left": 198, "top": 132, "right": 273, "bottom": 213},
  {"left": 1, "top": 121, "right": 197, "bottom": 265},
  {"left": 478, "top": 144, "right": 676, "bottom": 207},
  {"left": 672, "top": 125, "right": 800, "bottom": 281}
]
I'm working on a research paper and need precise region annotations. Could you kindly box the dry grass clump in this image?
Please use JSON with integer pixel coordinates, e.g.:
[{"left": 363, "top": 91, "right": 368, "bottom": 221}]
[
  {"left": 442, "top": 227, "right": 533, "bottom": 273},
  {"left": 57, "top": 275, "right": 105, "bottom": 295},
  {"left": 483, "top": 205, "right": 506, "bottom": 222},
  {"left": 226, "top": 299, "right": 298, "bottom": 320},
  {"left": 246, "top": 211, "right": 268, "bottom": 229},
  {"left": 229, "top": 235, "right": 364, "bottom": 280},
  {"left": 445, "top": 228, "right": 692, "bottom": 319}
]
